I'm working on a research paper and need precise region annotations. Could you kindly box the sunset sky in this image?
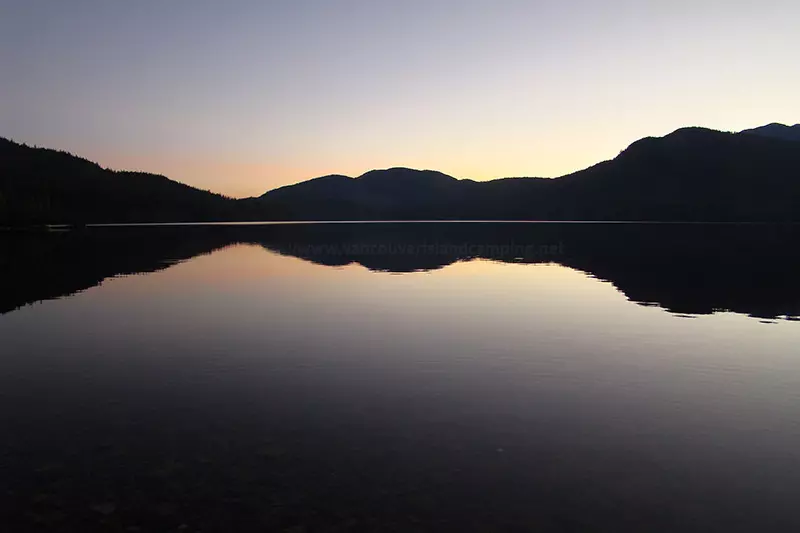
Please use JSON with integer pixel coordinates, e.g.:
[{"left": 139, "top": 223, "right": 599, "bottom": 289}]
[{"left": 2, "top": 0, "right": 798, "bottom": 197}]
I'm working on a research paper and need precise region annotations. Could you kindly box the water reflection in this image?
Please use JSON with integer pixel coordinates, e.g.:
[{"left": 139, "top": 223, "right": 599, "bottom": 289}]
[
  {"left": 2, "top": 223, "right": 800, "bottom": 532},
  {"left": 2, "top": 222, "right": 799, "bottom": 320}
]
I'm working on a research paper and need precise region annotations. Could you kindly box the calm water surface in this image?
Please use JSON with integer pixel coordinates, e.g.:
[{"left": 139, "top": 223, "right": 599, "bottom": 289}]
[{"left": 1, "top": 223, "right": 800, "bottom": 532}]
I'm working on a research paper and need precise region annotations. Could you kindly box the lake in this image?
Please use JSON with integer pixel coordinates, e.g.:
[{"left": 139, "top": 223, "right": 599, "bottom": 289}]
[{"left": 1, "top": 222, "right": 800, "bottom": 532}]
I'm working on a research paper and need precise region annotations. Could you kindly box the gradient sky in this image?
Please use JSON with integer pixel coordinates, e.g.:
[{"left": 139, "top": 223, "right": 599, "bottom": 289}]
[{"left": 2, "top": 0, "right": 798, "bottom": 197}]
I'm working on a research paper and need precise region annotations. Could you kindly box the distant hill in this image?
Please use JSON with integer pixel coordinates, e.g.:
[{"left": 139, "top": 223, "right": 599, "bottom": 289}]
[
  {"left": 3, "top": 124, "right": 800, "bottom": 225},
  {"left": 257, "top": 168, "right": 474, "bottom": 220},
  {"left": 0, "top": 138, "right": 256, "bottom": 225},
  {"left": 739, "top": 123, "right": 800, "bottom": 142},
  {"left": 258, "top": 127, "right": 800, "bottom": 222}
]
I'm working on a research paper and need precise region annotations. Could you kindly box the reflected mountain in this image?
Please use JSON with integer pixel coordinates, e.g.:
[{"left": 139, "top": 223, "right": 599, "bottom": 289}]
[
  {"left": 0, "top": 228, "right": 235, "bottom": 315},
  {"left": 2, "top": 223, "right": 800, "bottom": 320}
]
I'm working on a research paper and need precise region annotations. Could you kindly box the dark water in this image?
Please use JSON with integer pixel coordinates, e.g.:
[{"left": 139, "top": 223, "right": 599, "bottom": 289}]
[{"left": 1, "top": 222, "right": 800, "bottom": 532}]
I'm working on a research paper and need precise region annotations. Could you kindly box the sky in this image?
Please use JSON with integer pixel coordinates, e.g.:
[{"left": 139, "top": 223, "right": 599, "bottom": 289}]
[{"left": 1, "top": 0, "right": 798, "bottom": 197}]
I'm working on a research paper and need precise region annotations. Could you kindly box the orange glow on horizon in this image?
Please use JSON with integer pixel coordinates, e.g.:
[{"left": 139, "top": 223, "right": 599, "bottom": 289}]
[{"left": 87, "top": 107, "right": 798, "bottom": 199}]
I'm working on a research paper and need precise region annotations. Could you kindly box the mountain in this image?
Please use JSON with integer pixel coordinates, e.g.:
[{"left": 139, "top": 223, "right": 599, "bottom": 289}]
[
  {"left": 257, "top": 168, "right": 475, "bottom": 220},
  {"left": 3, "top": 124, "right": 800, "bottom": 225},
  {"left": 0, "top": 138, "right": 258, "bottom": 225},
  {"left": 258, "top": 127, "right": 800, "bottom": 222},
  {"left": 739, "top": 123, "right": 800, "bottom": 142}
]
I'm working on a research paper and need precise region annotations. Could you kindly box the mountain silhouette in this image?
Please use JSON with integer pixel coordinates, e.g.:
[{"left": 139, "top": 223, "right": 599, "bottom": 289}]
[
  {"left": 739, "top": 123, "right": 800, "bottom": 142},
  {"left": 3, "top": 124, "right": 800, "bottom": 225},
  {"left": 3, "top": 223, "right": 800, "bottom": 321},
  {"left": 257, "top": 127, "right": 800, "bottom": 222},
  {"left": 257, "top": 168, "right": 473, "bottom": 220},
  {"left": 0, "top": 138, "right": 261, "bottom": 225}
]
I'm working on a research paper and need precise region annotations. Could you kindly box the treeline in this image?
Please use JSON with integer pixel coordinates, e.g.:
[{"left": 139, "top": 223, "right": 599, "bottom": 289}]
[
  {"left": 0, "top": 138, "right": 264, "bottom": 225},
  {"left": 257, "top": 128, "right": 800, "bottom": 222},
  {"left": 3, "top": 125, "right": 800, "bottom": 226}
]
